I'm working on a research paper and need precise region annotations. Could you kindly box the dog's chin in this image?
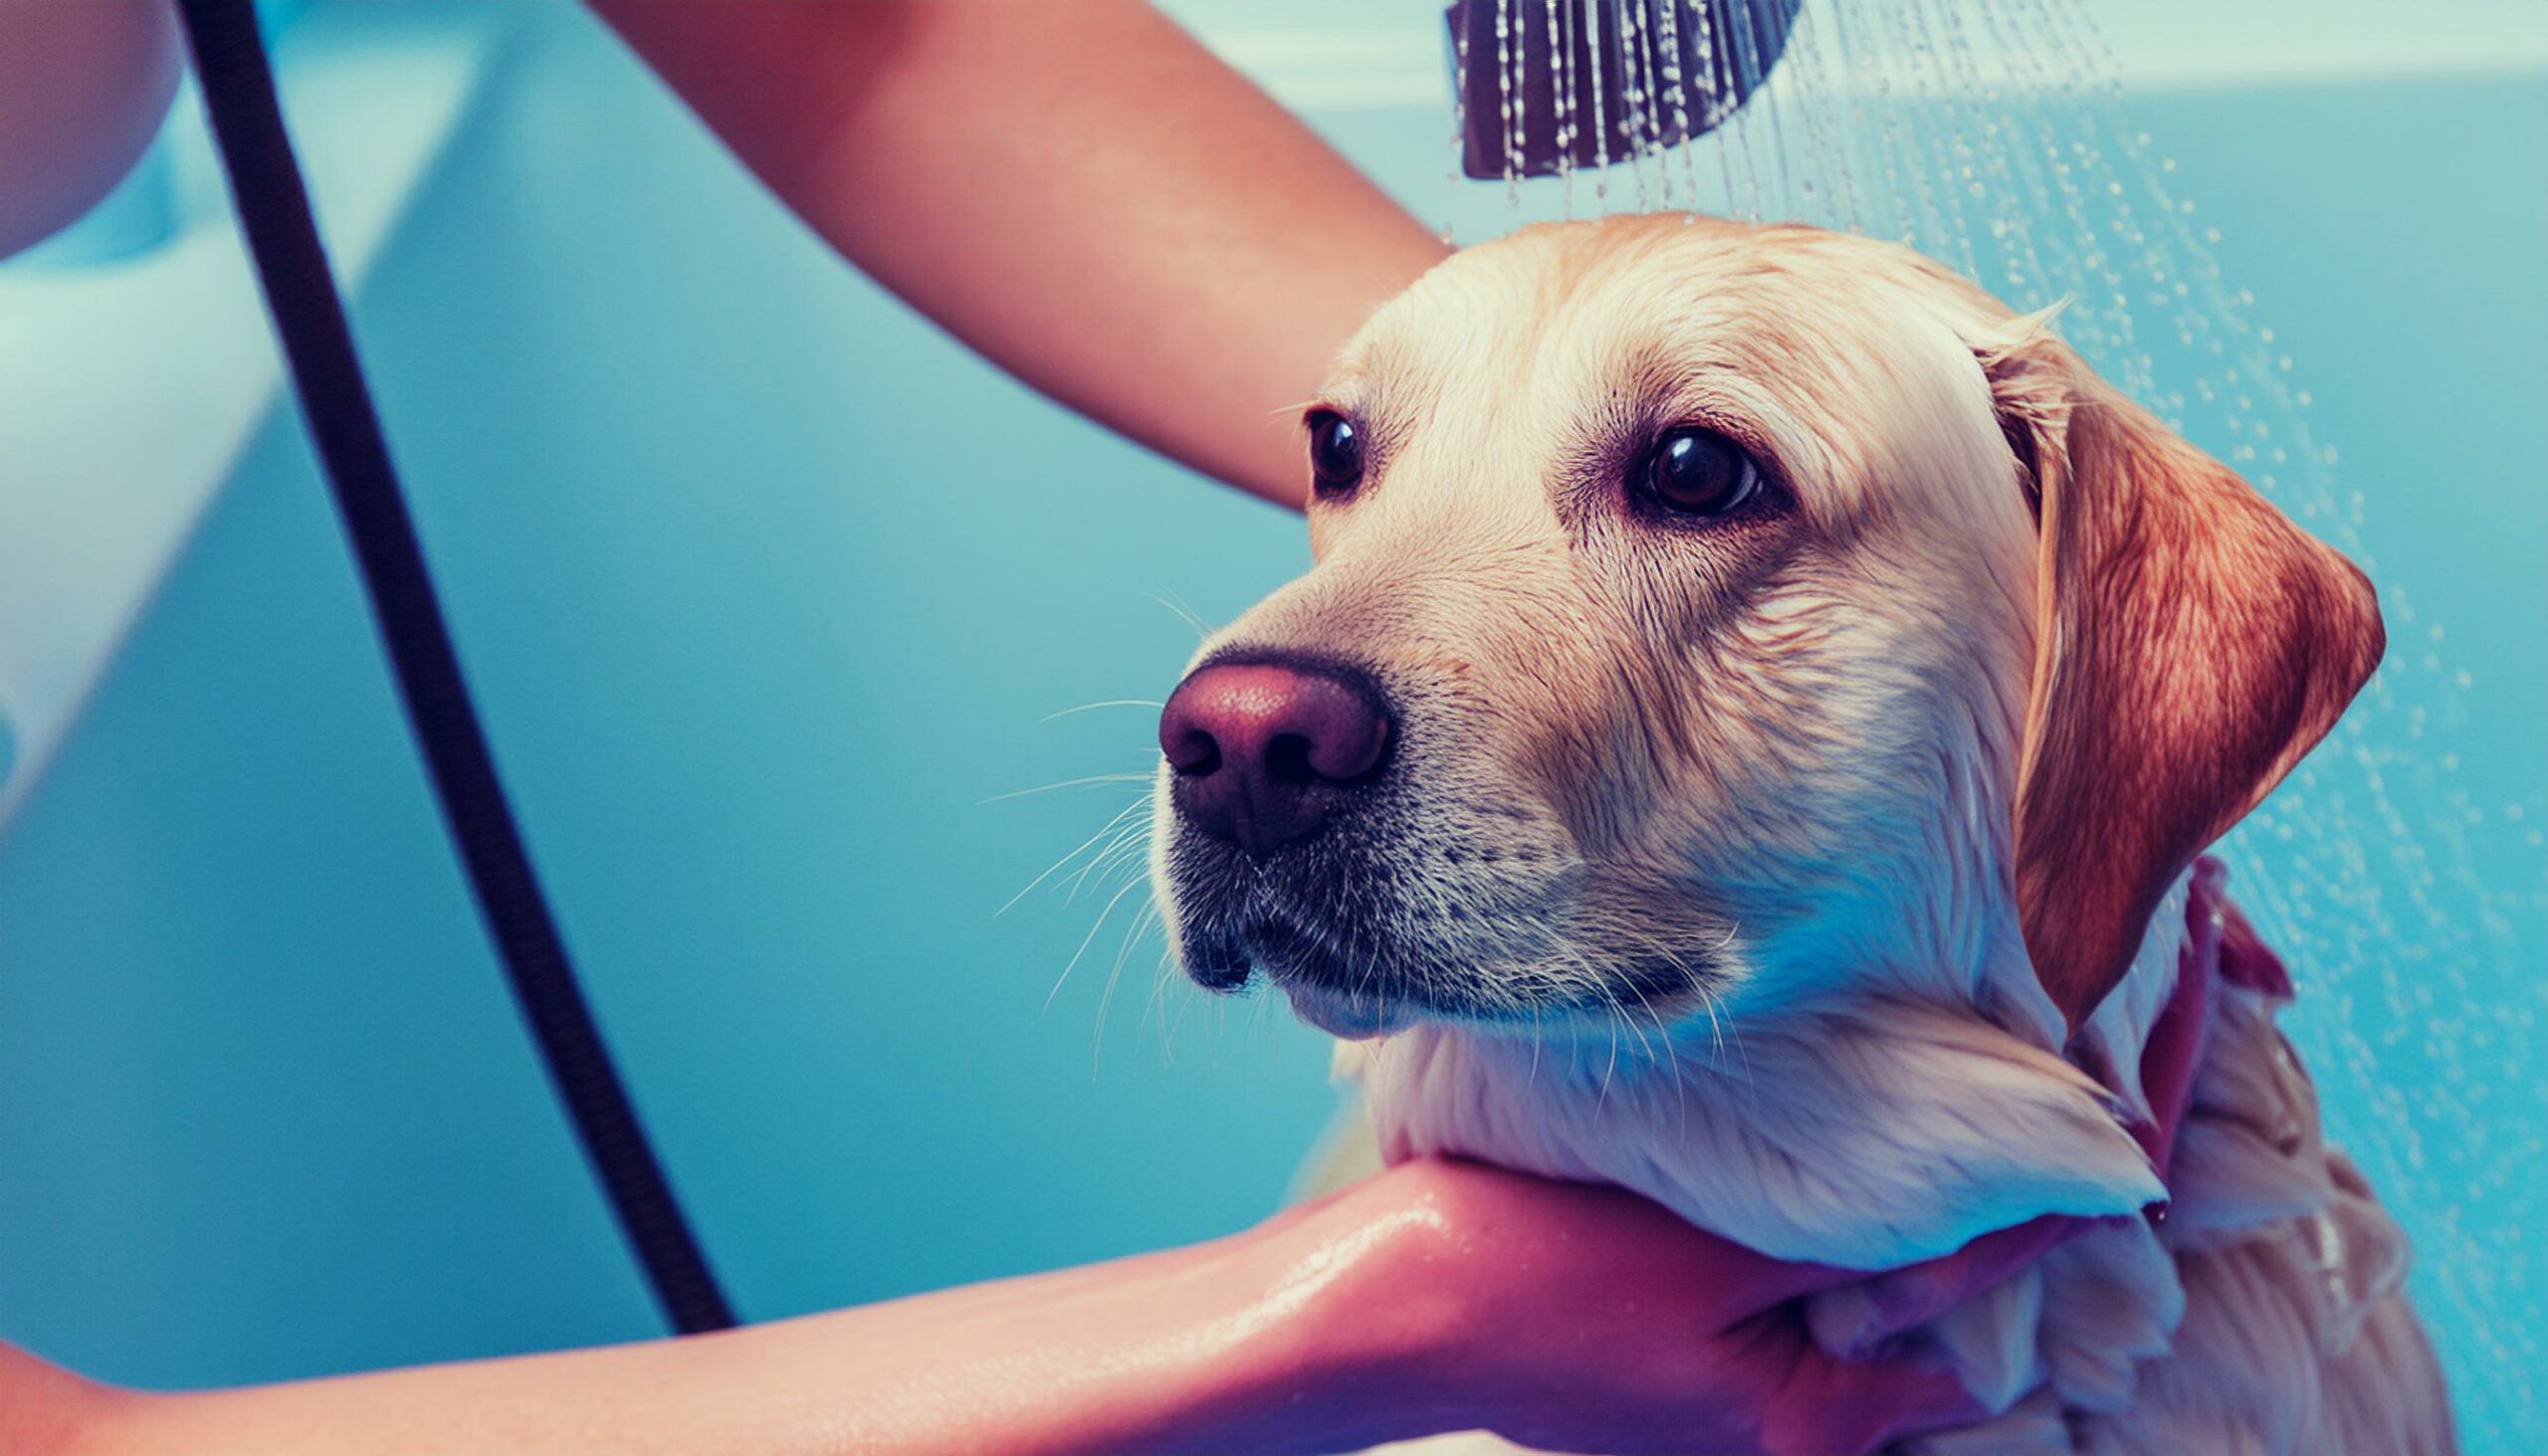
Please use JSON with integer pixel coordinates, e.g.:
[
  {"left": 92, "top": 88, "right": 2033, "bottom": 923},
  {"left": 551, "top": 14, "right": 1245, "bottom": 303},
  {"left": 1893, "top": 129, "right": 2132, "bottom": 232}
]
[
  {"left": 1276, "top": 979, "right": 1425, "bottom": 1040},
  {"left": 1172, "top": 912, "right": 1462, "bottom": 1039},
  {"left": 1172, "top": 893, "right": 1723, "bottom": 1042}
]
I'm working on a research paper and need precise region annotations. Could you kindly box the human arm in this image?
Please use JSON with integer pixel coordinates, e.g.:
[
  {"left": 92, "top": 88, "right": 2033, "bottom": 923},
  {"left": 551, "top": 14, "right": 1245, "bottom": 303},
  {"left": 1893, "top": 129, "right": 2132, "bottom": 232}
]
[
  {"left": 587, "top": 0, "right": 1449, "bottom": 512},
  {"left": 0, "top": 0, "right": 182, "bottom": 258},
  {"left": 18, "top": 930, "right": 2233, "bottom": 1456},
  {"left": 0, "top": 0, "right": 1435, "bottom": 503},
  {"left": 9, "top": 1157, "right": 1986, "bottom": 1456}
]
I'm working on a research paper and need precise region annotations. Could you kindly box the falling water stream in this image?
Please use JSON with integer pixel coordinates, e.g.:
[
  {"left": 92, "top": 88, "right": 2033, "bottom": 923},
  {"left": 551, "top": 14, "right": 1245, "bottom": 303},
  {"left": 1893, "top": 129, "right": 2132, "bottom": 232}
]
[{"left": 1439, "top": 2, "right": 2543, "bottom": 1443}]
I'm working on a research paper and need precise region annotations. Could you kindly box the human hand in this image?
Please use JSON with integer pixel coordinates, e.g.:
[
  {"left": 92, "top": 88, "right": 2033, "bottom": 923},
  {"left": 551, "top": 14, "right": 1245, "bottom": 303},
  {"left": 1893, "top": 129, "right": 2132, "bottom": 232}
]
[{"left": 1290, "top": 1156, "right": 1993, "bottom": 1456}]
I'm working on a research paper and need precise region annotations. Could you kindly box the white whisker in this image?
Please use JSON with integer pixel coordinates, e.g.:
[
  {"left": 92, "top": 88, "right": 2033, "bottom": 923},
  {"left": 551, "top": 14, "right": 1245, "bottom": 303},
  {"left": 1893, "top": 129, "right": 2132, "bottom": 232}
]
[
  {"left": 1039, "top": 700, "right": 1166, "bottom": 724},
  {"left": 1063, "top": 822, "right": 1155, "bottom": 904},
  {"left": 997, "top": 797, "right": 1151, "bottom": 916},
  {"left": 1146, "top": 591, "right": 1215, "bottom": 640},
  {"left": 981, "top": 772, "right": 1154, "bottom": 804},
  {"left": 1073, "top": 875, "right": 1155, "bottom": 1061}
]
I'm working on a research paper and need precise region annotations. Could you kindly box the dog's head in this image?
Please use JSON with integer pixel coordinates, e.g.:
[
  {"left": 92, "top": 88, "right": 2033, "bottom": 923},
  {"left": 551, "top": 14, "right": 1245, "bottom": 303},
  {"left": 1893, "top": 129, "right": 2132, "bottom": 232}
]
[{"left": 1152, "top": 216, "right": 2379, "bottom": 1045}]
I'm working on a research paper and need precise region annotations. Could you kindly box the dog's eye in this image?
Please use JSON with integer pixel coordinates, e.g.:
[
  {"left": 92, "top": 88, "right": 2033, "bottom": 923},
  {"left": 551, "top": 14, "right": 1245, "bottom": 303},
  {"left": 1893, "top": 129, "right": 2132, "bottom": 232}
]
[
  {"left": 1306, "top": 409, "right": 1365, "bottom": 498},
  {"left": 1637, "top": 427, "right": 1759, "bottom": 519}
]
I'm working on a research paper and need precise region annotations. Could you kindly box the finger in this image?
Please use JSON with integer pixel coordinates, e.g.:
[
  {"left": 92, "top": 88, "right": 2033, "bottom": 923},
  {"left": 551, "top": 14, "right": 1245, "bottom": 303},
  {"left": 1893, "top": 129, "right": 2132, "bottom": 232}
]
[
  {"left": 1812, "top": 1213, "right": 2093, "bottom": 1354},
  {"left": 2132, "top": 922, "right": 2219, "bottom": 1170},
  {"left": 1699, "top": 1246, "right": 1888, "bottom": 1320},
  {"left": 1717, "top": 1210, "right": 2077, "bottom": 1329},
  {"left": 1760, "top": 1338, "right": 1986, "bottom": 1456}
]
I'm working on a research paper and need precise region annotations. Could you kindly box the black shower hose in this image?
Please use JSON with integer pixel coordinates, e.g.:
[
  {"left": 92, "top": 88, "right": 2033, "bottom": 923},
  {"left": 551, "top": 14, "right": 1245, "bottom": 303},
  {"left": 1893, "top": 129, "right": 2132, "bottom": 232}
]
[{"left": 173, "top": 0, "right": 737, "bottom": 1336}]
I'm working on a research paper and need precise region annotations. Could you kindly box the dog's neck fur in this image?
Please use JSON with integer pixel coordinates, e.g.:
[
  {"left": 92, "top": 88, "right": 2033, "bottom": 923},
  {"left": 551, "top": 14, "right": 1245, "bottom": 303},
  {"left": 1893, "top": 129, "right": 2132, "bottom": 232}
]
[{"left": 1350, "top": 872, "right": 2188, "bottom": 1271}]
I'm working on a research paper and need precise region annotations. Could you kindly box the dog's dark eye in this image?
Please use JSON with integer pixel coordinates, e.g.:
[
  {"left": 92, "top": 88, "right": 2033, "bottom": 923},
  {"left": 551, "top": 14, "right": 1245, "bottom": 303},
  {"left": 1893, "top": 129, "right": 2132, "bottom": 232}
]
[
  {"left": 1306, "top": 409, "right": 1365, "bottom": 498},
  {"left": 1637, "top": 427, "right": 1760, "bottom": 519}
]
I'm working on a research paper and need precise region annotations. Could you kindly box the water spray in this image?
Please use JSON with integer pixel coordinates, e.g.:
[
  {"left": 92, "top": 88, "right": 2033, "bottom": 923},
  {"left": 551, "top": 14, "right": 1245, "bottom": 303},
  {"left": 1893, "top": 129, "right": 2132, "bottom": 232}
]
[{"left": 1414, "top": 2, "right": 2540, "bottom": 1444}]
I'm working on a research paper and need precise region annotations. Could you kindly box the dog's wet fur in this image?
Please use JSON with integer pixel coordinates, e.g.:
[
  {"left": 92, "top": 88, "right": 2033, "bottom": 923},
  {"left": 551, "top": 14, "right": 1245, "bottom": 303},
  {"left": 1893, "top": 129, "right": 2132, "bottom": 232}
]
[{"left": 1150, "top": 217, "right": 2449, "bottom": 1453}]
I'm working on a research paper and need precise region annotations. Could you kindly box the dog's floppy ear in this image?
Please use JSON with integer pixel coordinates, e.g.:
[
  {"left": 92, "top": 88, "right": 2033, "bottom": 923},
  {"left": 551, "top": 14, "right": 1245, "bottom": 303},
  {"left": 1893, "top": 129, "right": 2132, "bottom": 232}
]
[{"left": 1980, "top": 321, "right": 2383, "bottom": 1035}]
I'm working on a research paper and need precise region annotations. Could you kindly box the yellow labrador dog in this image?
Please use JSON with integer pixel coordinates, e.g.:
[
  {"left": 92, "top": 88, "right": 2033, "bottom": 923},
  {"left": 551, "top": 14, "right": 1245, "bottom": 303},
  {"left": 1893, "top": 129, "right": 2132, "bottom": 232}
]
[{"left": 1148, "top": 216, "right": 2451, "bottom": 1453}]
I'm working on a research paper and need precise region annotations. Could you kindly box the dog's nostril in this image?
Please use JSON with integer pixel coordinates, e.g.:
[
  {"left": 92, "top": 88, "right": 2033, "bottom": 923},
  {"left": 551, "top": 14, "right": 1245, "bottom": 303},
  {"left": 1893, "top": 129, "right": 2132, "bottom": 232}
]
[
  {"left": 1263, "top": 733, "right": 1318, "bottom": 784},
  {"left": 1166, "top": 728, "right": 1221, "bottom": 777}
]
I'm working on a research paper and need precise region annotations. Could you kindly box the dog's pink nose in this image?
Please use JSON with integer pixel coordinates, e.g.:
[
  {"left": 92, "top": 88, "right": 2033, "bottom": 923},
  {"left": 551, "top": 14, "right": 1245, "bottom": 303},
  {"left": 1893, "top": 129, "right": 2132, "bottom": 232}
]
[{"left": 1160, "top": 657, "right": 1392, "bottom": 856}]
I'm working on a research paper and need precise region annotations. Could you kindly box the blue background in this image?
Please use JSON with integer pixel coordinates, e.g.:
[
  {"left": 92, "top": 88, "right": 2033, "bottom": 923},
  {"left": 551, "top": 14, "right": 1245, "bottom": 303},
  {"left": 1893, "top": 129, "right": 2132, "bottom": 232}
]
[{"left": 3, "top": 3, "right": 2541, "bottom": 1449}]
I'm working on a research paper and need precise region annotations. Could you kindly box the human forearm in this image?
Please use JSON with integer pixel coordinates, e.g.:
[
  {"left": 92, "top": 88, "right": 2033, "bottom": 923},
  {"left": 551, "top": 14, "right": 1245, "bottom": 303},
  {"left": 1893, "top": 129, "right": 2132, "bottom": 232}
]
[
  {"left": 42, "top": 1191, "right": 1455, "bottom": 1456},
  {"left": 591, "top": 0, "right": 1449, "bottom": 510},
  {"left": 0, "top": 0, "right": 183, "bottom": 259}
]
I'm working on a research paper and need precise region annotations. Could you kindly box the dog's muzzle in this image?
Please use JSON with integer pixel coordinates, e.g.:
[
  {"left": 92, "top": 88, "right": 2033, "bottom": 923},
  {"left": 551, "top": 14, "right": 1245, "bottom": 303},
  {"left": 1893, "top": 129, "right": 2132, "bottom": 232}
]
[{"left": 1157, "top": 650, "right": 1426, "bottom": 1030}]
